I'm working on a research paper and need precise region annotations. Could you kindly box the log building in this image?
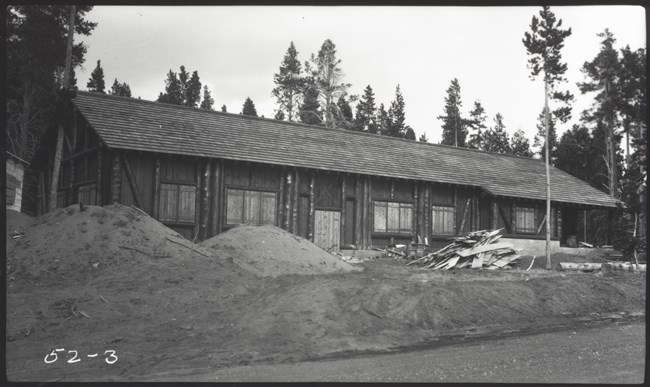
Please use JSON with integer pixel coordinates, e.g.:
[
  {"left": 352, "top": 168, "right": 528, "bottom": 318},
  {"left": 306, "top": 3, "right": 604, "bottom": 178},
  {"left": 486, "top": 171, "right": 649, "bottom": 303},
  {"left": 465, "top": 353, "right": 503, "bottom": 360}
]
[{"left": 25, "top": 91, "right": 619, "bottom": 252}]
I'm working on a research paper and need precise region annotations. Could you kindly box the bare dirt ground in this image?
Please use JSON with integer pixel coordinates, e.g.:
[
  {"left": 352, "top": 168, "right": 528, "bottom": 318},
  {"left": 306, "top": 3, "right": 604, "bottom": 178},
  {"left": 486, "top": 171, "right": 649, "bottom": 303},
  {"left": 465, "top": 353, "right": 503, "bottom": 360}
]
[{"left": 5, "top": 205, "right": 646, "bottom": 382}]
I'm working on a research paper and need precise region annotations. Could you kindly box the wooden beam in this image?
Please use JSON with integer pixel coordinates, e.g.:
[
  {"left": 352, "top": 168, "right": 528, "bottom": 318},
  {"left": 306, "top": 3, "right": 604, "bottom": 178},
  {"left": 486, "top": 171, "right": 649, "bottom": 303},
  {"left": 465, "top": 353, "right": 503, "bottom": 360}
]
[
  {"left": 424, "top": 184, "right": 430, "bottom": 240},
  {"left": 308, "top": 174, "right": 315, "bottom": 242},
  {"left": 201, "top": 159, "right": 211, "bottom": 240},
  {"left": 491, "top": 201, "right": 498, "bottom": 229},
  {"left": 193, "top": 160, "right": 201, "bottom": 241},
  {"left": 153, "top": 157, "right": 161, "bottom": 219},
  {"left": 341, "top": 176, "right": 346, "bottom": 244},
  {"left": 212, "top": 160, "right": 223, "bottom": 235},
  {"left": 292, "top": 168, "right": 299, "bottom": 234},
  {"left": 121, "top": 154, "right": 143, "bottom": 209},
  {"left": 96, "top": 149, "right": 102, "bottom": 205},
  {"left": 458, "top": 197, "right": 471, "bottom": 234},
  {"left": 366, "top": 176, "right": 372, "bottom": 248},
  {"left": 355, "top": 177, "right": 361, "bottom": 247},
  {"left": 536, "top": 214, "right": 547, "bottom": 235},
  {"left": 278, "top": 169, "right": 285, "bottom": 228},
  {"left": 284, "top": 171, "right": 292, "bottom": 230},
  {"left": 498, "top": 203, "right": 513, "bottom": 234},
  {"left": 62, "top": 147, "right": 101, "bottom": 163},
  {"left": 218, "top": 161, "right": 226, "bottom": 235},
  {"left": 111, "top": 153, "right": 121, "bottom": 204},
  {"left": 413, "top": 182, "right": 419, "bottom": 241}
]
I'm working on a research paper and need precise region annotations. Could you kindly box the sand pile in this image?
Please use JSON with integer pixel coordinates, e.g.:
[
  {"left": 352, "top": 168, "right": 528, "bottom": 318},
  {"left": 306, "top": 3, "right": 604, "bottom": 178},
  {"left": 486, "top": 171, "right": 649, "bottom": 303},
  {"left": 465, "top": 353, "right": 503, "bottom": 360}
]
[
  {"left": 201, "top": 225, "right": 361, "bottom": 277},
  {"left": 6, "top": 204, "right": 225, "bottom": 285}
]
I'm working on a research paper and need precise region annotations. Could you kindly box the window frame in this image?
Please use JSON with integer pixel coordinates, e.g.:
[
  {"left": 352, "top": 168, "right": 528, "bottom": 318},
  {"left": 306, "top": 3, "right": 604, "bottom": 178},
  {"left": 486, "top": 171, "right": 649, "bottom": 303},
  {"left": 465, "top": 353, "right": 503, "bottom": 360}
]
[
  {"left": 431, "top": 205, "right": 455, "bottom": 236},
  {"left": 159, "top": 183, "right": 197, "bottom": 224},
  {"left": 372, "top": 200, "right": 413, "bottom": 234},
  {"left": 515, "top": 206, "right": 537, "bottom": 234},
  {"left": 225, "top": 188, "right": 277, "bottom": 226}
]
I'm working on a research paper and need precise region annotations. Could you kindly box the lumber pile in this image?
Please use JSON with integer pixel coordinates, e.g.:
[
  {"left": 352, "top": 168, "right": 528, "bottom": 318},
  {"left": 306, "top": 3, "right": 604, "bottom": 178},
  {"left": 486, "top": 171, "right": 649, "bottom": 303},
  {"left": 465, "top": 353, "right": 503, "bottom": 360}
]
[{"left": 407, "top": 229, "right": 520, "bottom": 270}]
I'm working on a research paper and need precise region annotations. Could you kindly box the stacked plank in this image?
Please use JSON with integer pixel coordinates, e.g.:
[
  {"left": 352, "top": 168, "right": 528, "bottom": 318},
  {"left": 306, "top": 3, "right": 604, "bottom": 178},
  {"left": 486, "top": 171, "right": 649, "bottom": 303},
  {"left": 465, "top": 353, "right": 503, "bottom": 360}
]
[{"left": 407, "top": 229, "right": 520, "bottom": 270}]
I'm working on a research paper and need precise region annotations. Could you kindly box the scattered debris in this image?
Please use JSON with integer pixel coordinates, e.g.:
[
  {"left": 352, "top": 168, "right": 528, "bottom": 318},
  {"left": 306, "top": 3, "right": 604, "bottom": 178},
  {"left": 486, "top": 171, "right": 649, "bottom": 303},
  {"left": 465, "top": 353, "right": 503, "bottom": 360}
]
[
  {"left": 558, "top": 262, "right": 603, "bottom": 272},
  {"left": 579, "top": 241, "right": 593, "bottom": 248},
  {"left": 12, "top": 230, "right": 25, "bottom": 240},
  {"left": 407, "top": 229, "right": 520, "bottom": 270}
]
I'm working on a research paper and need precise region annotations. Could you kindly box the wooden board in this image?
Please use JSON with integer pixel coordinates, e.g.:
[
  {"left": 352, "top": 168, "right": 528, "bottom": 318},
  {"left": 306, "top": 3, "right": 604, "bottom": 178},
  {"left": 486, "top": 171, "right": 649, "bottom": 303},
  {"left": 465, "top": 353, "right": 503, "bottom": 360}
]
[
  {"left": 457, "top": 242, "right": 514, "bottom": 257},
  {"left": 314, "top": 210, "right": 341, "bottom": 253}
]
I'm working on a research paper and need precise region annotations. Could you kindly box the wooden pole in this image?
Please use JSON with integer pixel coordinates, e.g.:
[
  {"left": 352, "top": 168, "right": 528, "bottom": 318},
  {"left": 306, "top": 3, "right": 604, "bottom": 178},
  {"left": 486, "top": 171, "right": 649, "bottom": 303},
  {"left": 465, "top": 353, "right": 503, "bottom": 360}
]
[
  {"left": 308, "top": 174, "right": 315, "bottom": 242},
  {"left": 544, "top": 77, "right": 552, "bottom": 269},
  {"left": 96, "top": 149, "right": 102, "bottom": 205},
  {"left": 212, "top": 160, "right": 222, "bottom": 235},
  {"left": 355, "top": 177, "right": 361, "bottom": 247},
  {"left": 111, "top": 153, "right": 122, "bottom": 204},
  {"left": 193, "top": 160, "right": 201, "bottom": 241},
  {"left": 49, "top": 5, "right": 75, "bottom": 211},
  {"left": 121, "top": 154, "right": 143, "bottom": 209},
  {"left": 153, "top": 157, "right": 161, "bottom": 218},
  {"left": 292, "top": 168, "right": 299, "bottom": 234},
  {"left": 413, "top": 183, "right": 419, "bottom": 241},
  {"left": 341, "top": 177, "right": 346, "bottom": 245},
  {"left": 201, "top": 159, "right": 211, "bottom": 239},
  {"left": 284, "top": 171, "right": 292, "bottom": 230}
]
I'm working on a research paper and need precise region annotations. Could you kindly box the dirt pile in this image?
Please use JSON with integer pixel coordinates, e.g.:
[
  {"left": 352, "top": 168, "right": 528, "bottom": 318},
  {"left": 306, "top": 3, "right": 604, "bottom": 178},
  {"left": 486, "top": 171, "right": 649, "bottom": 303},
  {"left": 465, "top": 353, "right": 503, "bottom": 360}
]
[{"left": 201, "top": 225, "right": 361, "bottom": 277}]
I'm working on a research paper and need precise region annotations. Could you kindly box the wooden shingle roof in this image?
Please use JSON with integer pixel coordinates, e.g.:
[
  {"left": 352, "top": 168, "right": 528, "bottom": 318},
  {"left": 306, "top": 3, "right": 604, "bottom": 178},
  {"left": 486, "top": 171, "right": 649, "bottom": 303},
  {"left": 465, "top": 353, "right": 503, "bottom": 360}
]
[{"left": 73, "top": 91, "right": 618, "bottom": 208}]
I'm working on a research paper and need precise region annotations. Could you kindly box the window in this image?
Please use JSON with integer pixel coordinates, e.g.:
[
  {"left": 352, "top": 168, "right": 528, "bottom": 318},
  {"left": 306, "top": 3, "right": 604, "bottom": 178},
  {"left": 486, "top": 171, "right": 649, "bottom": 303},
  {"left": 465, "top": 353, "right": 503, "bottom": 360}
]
[
  {"left": 373, "top": 201, "right": 413, "bottom": 233},
  {"left": 160, "top": 183, "right": 196, "bottom": 223},
  {"left": 515, "top": 207, "right": 536, "bottom": 233},
  {"left": 432, "top": 205, "right": 455, "bottom": 235},
  {"left": 226, "top": 189, "right": 276, "bottom": 226}
]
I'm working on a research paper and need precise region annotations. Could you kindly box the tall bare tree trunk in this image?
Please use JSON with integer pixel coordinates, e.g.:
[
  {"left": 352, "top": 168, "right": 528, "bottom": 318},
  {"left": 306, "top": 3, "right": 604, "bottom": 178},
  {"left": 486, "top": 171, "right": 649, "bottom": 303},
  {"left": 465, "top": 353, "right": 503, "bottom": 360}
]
[
  {"left": 48, "top": 5, "right": 75, "bottom": 211},
  {"left": 544, "top": 78, "right": 552, "bottom": 270}
]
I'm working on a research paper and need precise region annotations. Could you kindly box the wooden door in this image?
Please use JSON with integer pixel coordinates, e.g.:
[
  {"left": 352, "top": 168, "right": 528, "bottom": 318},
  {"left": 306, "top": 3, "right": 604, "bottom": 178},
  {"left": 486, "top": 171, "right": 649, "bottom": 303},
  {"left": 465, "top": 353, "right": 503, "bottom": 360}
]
[{"left": 314, "top": 210, "right": 341, "bottom": 253}]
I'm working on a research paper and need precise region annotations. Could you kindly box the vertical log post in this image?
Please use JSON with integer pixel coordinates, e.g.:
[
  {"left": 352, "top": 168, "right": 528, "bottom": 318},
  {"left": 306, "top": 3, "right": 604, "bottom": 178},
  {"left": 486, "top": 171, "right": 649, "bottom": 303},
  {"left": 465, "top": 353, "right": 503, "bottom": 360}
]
[
  {"left": 219, "top": 162, "right": 226, "bottom": 235},
  {"left": 424, "top": 184, "right": 430, "bottom": 241},
  {"left": 308, "top": 174, "right": 315, "bottom": 242},
  {"left": 340, "top": 176, "right": 346, "bottom": 245},
  {"left": 193, "top": 160, "right": 201, "bottom": 241},
  {"left": 413, "top": 183, "right": 419, "bottom": 241},
  {"left": 96, "top": 149, "right": 102, "bottom": 205},
  {"left": 292, "top": 168, "right": 299, "bottom": 234},
  {"left": 284, "top": 172, "right": 292, "bottom": 230},
  {"left": 278, "top": 169, "right": 285, "bottom": 228},
  {"left": 365, "top": 176, "right": 372, "bottom": 249},
  {"left": 212, "top": 160, "right": 223, "bottom": 235},
  {"left": 491, "top": 201, "right": 498, "bottom": 229},
  {"left": 69, "top": 159, "right": 75, "bottom": 206},
  {"left": 201, "top": 159, "right": 211, "bottom": 240},
  {"left": 111, "top": 153, "right": 121, "bottom": 204},
  {"left": 355, "top": 177, "right": 361, "bottom": 248},
  {"left": 153, "top": 157, "right": 160, "bottom": 219}
]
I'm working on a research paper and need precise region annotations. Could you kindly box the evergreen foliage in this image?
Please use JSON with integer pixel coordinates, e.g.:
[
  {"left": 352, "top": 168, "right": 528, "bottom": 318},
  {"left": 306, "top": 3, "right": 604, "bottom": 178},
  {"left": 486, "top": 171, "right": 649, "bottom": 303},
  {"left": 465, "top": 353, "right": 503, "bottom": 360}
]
[
  {"left": 466, "top": 100, "right": 487, "bottom": 150},
  {"left": 336, "top": 96, "right": 354, "bottom": 129},
  {"left": 418, "top": 133, "right": 429, "bottom": 143},
  {"left": 241, "top": 97, "right": 258, "bottom": 117},
  {"left": 5, "top": 5, "right": 96, "bottom": 160},
  {"left": 533, "top": 110, "right": 559, "bottom": 163},
  {"left": 353, "top": 85, "right": 377, "bottom": 133},
  {"left": 438, "top": 78, "right": 468, "bottom": 147},
  {"left": 274, "top": 110, "right": 285, "bottom": 120},
  {"left": 86, "top": 59, "right": 105, "bottom": 93},
  {"left": 221, "top": 104, "right": 227, "bottom": 113},
  {"left": 482, "top": 113, "right": 510, "bottom": 154},
  {"left": 298, "top": 78, "right": 322, "bottom": 125},
  {"left": 272, "top": 42, "right": 305, "bottom": 122},
  {"left": 109, "top": 78, "right": 131, "bottom": 97},
  {"left": 404, "top": 126, "right": 416, "bottom": 141},
  {"left": 199, "top": 85, "right": 214, "bottom": 110},
  {"left": 510, "top": 129, "right": 533, "bottom": 157},
  {"left": 156, "top": 66, "right": 202, "bottom": 107},
  {"left": 386, "top": 84, "right": 406, "bottom": 138}
]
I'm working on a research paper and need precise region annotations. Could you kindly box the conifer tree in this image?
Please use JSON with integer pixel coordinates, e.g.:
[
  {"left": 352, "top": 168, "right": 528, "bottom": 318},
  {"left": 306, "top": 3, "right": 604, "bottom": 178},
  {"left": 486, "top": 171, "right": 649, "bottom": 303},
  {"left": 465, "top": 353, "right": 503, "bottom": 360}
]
[
  {"left": 404, "top": 126, "right": 416, "bottom": 140},
  {"left": 221, "top": 104, "right": 227, "bottom": 113},
  {"left": 523, "top": 5, "right": 573, "bottom": 269},
  {"left": 510, "top": 129, "right": 533, "bottom": 157},
  {"left": 241, "top": 97, "right": 258, "bottom": 117},
  {"left": 157, "top": 70, "right": 183, "bottom": 105},
  {"left": 199, "top": 85, "right": 214, "bottom": 110},
  {"left": 386, "top": 84, "right": 407, "bottom": 138},
  {"left": 483, "top": 113, "right": 511, "bottom": 154},
  {"left": 533, "top": 110, "right": 559, "bottom": 163},
  {"left": 272, "top": 41, "right": 305, "bottom": 122},
  {"left": 157, "top": 66, "right": 201, "bottom": 107},
  {"left": 109, "top": 78, "right": 132, "bottom": 97},
  {"left": 438, "top": 78, "right": 467, "bottom": 146},
  {"left": 336, "top": 96, "right": 354, "bottom": 129},
  {"left": 466, "top": 100, "right": 487, "bottom": 150},
  {"left": 419, "top": 133, "right": 429, "bottom": 142},
  {"left": 185, "top": 70, "right": 201, "bottom": 108},
  {"left": 376, "top": 103, "right": 389, "bottom": 136},
  {"left": 274, "top": 110, "right": 285, "bottom": 120},
  {"left": 86, "top": 59, "right": 105, "bottom": 93},
  {"left": 307, "top": 39, "right": 351, "bottom": 128},
  {"left": 299, "top": 78, "right": 322, "bottom": 125},
  {"left": 353, "top": 85, "right": 377, "bottom": 132}
]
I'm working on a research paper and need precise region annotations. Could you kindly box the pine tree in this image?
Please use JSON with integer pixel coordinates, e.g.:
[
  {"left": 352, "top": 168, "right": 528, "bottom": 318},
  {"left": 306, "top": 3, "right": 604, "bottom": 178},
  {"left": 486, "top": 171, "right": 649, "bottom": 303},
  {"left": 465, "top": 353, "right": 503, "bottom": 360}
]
[
  {"left": 386, "top": 84, "right": 407, "bottom": 138},
  {"left": 186, "top": 70, "right": 202, "bottom": 108},
  {"left": 299, "top": 78, "right": 322, "bottom": 125},
  {"left": 404, "top": 126, "right": 416, "bottom": 141},
  {"left": 241, "top": 97, "right": 258, "bottom": 117},
  {"left": 109, "top": 78, "right": 132, "bottom": 97},
  {"left": 483, "top": 113, "right": 511, "bottom": 154},
  {"left": 523, "top": 5, "right": 573, "bottom": 269},
  {"left": 617, "top": 46, "right": 646, "bottom": 161},
  {"left": 274, "top": 110, "right": 285, "bottom": 120},
  {"left": 419, "top": 133, "right": 429, "bottom": 143},
  {"left": 199, "top": 85, "right": 214, "bottom": 110},
  {"left": 353, "top": 85, "right": 377, "bottom": 132},
  {"left": 157, "top": 69, "right": 183, "bottom": 105},
  {"left": 272, "top": 42, "right": 305, "bottom": 122},
  {"left": 533, "top": 110, "right": 559, "bottom": 163},
  {"left": 510, "top": 129, "right": 533, "bottom": 157},
  {"left": 307, "top": 39, "right": 351, "bottom": 128},
  {"left": 221, "top": 104, "right": 227, "bottom": 113},
  {"left": 336, "top": 96, "right": 354, "bottom": 129},
  {"left": 376, "top": 103, "right": 389, "bottom": 136},
  {"left": 438, "top": 78, "right": 468, "bottom": 146},
  {"left": 86, "top": 59, "right": 105, "bottom": 93},
  {"left": 466, "top": 100, "right": 487, "bottom": 150}
]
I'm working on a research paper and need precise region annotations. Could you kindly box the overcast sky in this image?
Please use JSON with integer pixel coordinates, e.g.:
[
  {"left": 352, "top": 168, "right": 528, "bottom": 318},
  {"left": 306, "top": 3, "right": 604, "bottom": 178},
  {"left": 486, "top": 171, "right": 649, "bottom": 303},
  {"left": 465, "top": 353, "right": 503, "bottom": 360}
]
[{"left": 75, "top": 5, "right": 646, "bottom": 148}]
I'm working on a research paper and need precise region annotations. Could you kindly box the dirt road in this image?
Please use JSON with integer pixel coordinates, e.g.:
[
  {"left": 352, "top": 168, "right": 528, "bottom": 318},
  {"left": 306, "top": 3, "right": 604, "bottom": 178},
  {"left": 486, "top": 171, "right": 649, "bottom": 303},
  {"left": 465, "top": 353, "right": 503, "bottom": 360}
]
[{"left": 159, "top": 320, "right": 645, "bottom": 383}]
